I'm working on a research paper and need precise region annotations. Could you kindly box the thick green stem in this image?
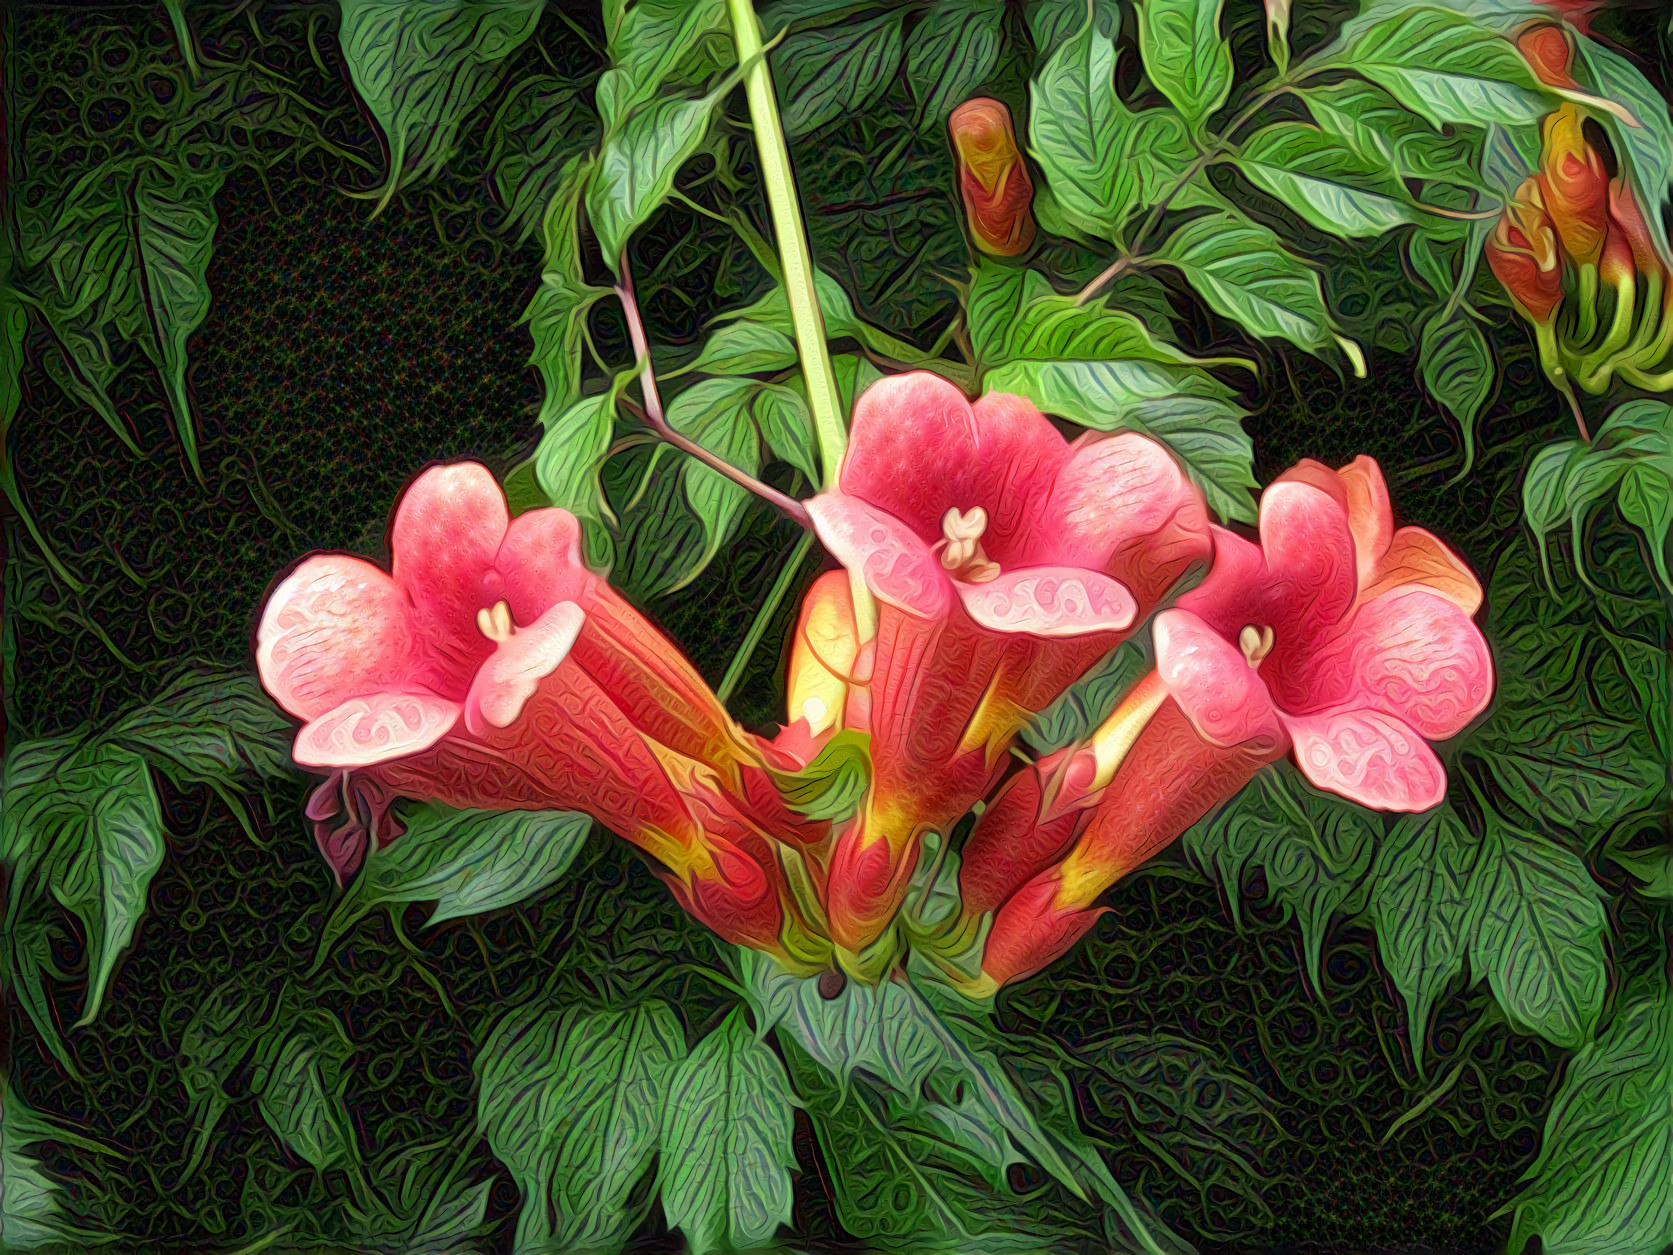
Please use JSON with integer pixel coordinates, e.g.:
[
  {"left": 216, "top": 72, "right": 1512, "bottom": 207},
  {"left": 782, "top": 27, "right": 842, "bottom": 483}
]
[{"left": 727, "top": 0, "right": 845, "bottom": 485}]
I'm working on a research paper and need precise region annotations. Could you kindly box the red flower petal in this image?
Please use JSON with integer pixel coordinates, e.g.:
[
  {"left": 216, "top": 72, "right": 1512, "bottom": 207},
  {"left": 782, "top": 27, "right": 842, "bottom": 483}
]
[
  {"left": 1256, "top": 476, "right": 1358, "bottom": 667},
  {"left": 807, "top": 492, "right": 952, "bottom": 619},
  {"left": 954, "top": 565, "right": 1137, "bottom": 637},
  {"left": 964, "top": 390, "right": 1069, "bottom": 562},
  {"left": 1154, "top": 609, "right": 1286, "bottom": 748},
  {"left": 1336, "top": 455, "right": 1393, "bottom": 590},
  {"left": 1361, "top": 528, "right": 1483, "bottom": 615},
  {"left": 1282, "top": 708, "right": 1446, "bottom": 811},
  {"left": 390, "top": 463, "right": 509, "bottom": 694},
  {"left": 257, "top": 554, "right": 418, "bottom": 719},
  {"left": 294, "top": 692, "right": 461, "bottom": 768},
  {"left": 463, "top": 602, "right": 586, "bottom": 736},
  {"left": 492, "top": 506, "right": 593, "bottom": 626}
]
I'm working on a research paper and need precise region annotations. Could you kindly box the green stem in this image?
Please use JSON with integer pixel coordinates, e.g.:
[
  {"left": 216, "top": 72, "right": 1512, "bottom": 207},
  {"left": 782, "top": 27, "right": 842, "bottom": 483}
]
[
  {"left": 718, "top": 529, "right": 814, "bottom": 704},
  {"left": 727, "top": 0, "right": 845, "bottom": 484},
  {"left": 1576, "top": 273, "right": 1637, "bottom": 388}
]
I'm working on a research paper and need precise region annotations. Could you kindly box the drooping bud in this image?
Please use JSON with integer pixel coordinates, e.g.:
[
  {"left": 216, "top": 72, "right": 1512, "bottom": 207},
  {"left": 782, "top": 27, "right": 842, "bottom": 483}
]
[
  {"left": 949, "top": 98, "right": 1037, "bottom": 257},
  {"left": 1516, "top": 23, "right": 1576, "bottom": 88},
  {"left": 1607, "top": 177, "right": 1661, "bottom": 276},
  {"left": 1487, "top": 177, "right": 1564, "bottom": 324},
  {"left": 1539, "top": 104, "right": 1610, "bottom": 270}
]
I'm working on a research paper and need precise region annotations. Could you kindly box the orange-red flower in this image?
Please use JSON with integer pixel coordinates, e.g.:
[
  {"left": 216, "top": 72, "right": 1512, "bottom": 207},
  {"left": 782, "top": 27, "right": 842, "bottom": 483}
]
[
  {"left": 949, "top": 99, "right": 1037, "bottom": 257},
  {"left": 1516, "top": 23, "right": 1576, "bottom": 88},
  {"left": 1487, "top": 177, "right": 1565, "bottom": 324},
  {"left": 1539, "top": 104, "right": 1610, "bottom": 270}
]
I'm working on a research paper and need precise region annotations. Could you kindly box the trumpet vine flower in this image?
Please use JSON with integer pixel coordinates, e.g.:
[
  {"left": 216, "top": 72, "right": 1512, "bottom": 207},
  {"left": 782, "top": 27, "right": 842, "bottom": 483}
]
[{"left": 949, "top": 98, "right": 1037, "bottom": 257}]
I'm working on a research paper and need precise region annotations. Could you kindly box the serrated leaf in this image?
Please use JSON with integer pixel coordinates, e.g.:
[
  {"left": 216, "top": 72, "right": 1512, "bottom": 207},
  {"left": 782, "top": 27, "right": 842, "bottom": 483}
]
[
  {"left": 588, "top": 91, "right": 722, "bottom": 268},
  {"left": 534, "top": 392, "right": 616, "bottom": 522},
  {"left": 687, "top": 320, "right": 800, "bottom": 375},
  {"left": 525, "top": 154, "right": 610, "bottom": 445},
  {"left": 1023, "top": 641, "right": 1151, "bottom": 756},
  {"left": 1027, "top": 17, "right": 1127, "bottom": 238},
  {"left": 1302, "top": 78, "right": 1446, "bottom": 172},
  {"left": 1135, "top": 0, "right": 1232, "bottom": 130},
  {"left": 659, "top": 1009, "right": 797, "bottom": 1252},
  {"left": 603, "top": 0, "right": 733, "bottom": 123},
  {"left": 982, "top": 359, "right": 1257, "bottom": 523},
  {"left": 1468, "top": 824, "right": 1607, "bottom": 1049},
  {"left": 1419, "top": 306, "right": 1494, "bottom": 471},
  {"left": 490, "top": 74, "right": 601, "bottom": 244},
  {"left": 253, "top": 1010, "right": 358, "bottom": 1174},
  {"left": 752, "top": 384, "right": 819, "bottom": 484},
  {"left": 668, "top": 377, "right": 763, "bottom": 589},
  {"left": 2, "top": 1081, "right": 120, "bottom": 1249},
  {"left": 172, "top": 977, "right": 277, "bottom": 1186},
  {"left": 1235, "top": 123, "right": 1415, "bottom": 238},
  {"left": 776, "top": 11, "right": 905, "bottom": 138},
  {"left": 1575, "top": 39, "right": 1673, "bottom": 268},
  {"left": 1182, "top": 761, "right": 1377, "bottom": 985},
  {"left": 476, "top": 999, "right": 688, "bottom": 1251},
  {"left": 107, "top": 669, "right": 295, "bottom": 785},
  {"left": 1154, "top": 210, "right": 1332, "bottom": 352},
  {"left": 131, "top": 169, "right": 217, "bottom": 480},
  {"left": 1506, "top": 967, "right": 1673, "bottom": 1255},
  {"left": 338, "top": 0, "right": 544, "bottom": 200},
  {"left": 715, "top": 266, "right": 866, "bottom": 344},
  {"left": 1368, "top": 804, "right": 1483, "bottom": 1073},
  {"left": 1328, "top": 7, "right": 1546, "bottom": 128},
  {"left": 908, "top": 0, "right": 1005, "bottom": 132}
]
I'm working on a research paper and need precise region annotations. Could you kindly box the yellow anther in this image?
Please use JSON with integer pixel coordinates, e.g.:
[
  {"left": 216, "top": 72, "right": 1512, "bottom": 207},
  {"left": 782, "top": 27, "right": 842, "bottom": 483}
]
[
  {"left": 1239, "top": 624, "right": 1275, "bottom": 668},
  {"left": 476, "top": 600, "right": 517, "bottom": 643},
  {"left": 939, "top": 506, "right": 1000, "bottom": 581}
]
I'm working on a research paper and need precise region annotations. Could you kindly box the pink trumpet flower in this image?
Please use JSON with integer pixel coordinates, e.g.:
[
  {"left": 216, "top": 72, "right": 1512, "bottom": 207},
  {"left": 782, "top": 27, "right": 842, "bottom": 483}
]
[
  {"left": 256, "top": 462, "right": 792, "bottom": 955},
  {"left": 805, "top": 372, "right": 1210, "bottom": 959}
]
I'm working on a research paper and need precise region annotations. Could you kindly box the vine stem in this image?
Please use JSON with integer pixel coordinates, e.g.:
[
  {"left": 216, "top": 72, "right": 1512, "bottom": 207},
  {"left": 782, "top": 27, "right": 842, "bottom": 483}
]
[
  {"left": 725, "top": 0, "right": 845, "bottom": 484},
  {"left": 615, "top": 254, "right": 813, "bottom": 529},
  {"left": 718, "top": 529, "right": 814, "bottom": 704}
]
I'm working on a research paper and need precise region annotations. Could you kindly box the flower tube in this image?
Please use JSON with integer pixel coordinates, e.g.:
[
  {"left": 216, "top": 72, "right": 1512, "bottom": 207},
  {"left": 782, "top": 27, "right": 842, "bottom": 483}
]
[{"left": 949, "top": 98, "right": 1037, "bottom": 257}]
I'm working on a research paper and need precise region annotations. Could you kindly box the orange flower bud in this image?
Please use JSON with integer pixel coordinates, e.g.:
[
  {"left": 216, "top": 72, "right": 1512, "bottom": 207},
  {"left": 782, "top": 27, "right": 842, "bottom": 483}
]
[
  {"left": 1516, "top": 23, "right": 1576, "bottom": 88},
  {"left": 1539, "top": 104, "right": 1610, "bottom": 269},
  {"left": 949, "top": 98, "right": 1037, "bottom": 257},
  {"left": 1487, "top": 177, "right": 1564, "bottom": 324},
  {"left": 1607, "top": 177, "right": 1660, "bottom": 276}
]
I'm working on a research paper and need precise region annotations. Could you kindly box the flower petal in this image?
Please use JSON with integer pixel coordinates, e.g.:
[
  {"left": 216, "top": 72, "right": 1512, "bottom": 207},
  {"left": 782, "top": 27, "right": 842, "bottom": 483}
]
[
  {"left": 256, "top": 554, "right": 416, "bottom": 720},
  {"left": 1336, "top": 455, "right": 1393, "bottom": 590},
  {"left": 464, "top": 602, "right": 585, "bottom": 736},
  {"left": 1257, "top": 475, "right": 1358, "bottom": 660},
  {"left": 1282, "top": 708, "right": 1446, "bottom": 811},
  {"left": 955, "top": 565, "right": 1136, "bottom": 637},
  {"left": 964, "top": 390, "right": 1070, "bottom": 562},
  {"left": 1360, "top": 528, "right": 1483, "bottom": 615},
  {"left": 807, "top": 492, "right": 952, "bottom": 619},
  {"left": 390, "top": 463, "right": 509, "bottom": 692},
  {"left": 293, "top": 692, "right": 461, "bottom": 768},
  {"left": 1307, "top": 588, "right": 1493, "bottom": 738},
  {"left": 493, "top": 506, "right": 594, "bottom": 626},
  {"left": 1031, "top": 431, "right": 1210, "bottom": 608},
  {"left": 838, "top": 372, "right": 991, "bottom": 545},
  {"left": 1173, "top": 524, "right": 1272, "bottom": 639},
  {"left": 1154, "top": 609, "right": 1285, "bottom": 747}
]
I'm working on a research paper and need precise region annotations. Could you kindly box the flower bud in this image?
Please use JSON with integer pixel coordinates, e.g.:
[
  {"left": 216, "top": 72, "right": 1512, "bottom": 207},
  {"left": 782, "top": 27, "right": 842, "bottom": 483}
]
[
  {"left": 1487, "top": 178, "right": 1564, "bottom": 324},
  {"left": 949, "top": 98, "right": 1037, "bottom": 257},
  {"left": 1539, "top": 104, "right": 1610, "bottom": 269},
  {"left": 1516, "top": 23, "right": 1576, "bottom": 88},
  {"left": 1607, "top": 177, "right": 1660, "bottom": 276}
]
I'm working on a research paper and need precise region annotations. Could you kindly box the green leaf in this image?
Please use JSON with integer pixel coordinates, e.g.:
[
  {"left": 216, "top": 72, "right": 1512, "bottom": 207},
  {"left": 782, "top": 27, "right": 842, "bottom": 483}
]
[
  {"left": 1022, "top": 640, "right": 1151, "bottom": 756},
  {"left": 770, "top": 729, "right": 873, "bottom": 823},
  {"left": 1181, "top": 761, "right": 1377, "bottom": 986},
  {"left": 1328, "top": 7, "right": 1546, "bottom": 128},
  {"left": 534, "top": 392, "right": 617, "bottom": 523},
  {"left": 1027, "top": 17, "right": 1126, "bottom": 238},
  {"left": 338, "top": 0, "right": 545, "bottom": 203},
  {"left": 1506, "top": 966, "right": 1673, "bottom": 1255},
  {"left": 659, "top": 1008, "right": 797, "bottom": 1252},
  {"left": 687, "top": 320, "right": 800, "bottom": 375},
  {"left": 776, "top": 11, "right": 906, "bottom": 138},
  {"left": 717, "top": 266, "right": 866, "bottom": 344},
  {"left": 668, "top": 377, "right": 764, "bottom": 589},
  {"left": 982, "top": 359, "right": 1257, "bottom": 523},
  {"left": 1575, "top": 39, "right": 1673, "bottom": 269},
  {"left": 1135, "top": 0, "right": 1233, "bottom": 130},
  {"left": 1368, "top": 804, "right": 1483, "bottom": 1073},
  {"left": 587, "top": 91, "right": 723, "bottom": 268},
  {"left": 1302, "top": 78, "right": 1445, "bottom": 171},
  {"left": 1468, "top": 823, "right": 1607, "bottom": 1050},
  {"left": 252, "top": 1009, "right": 359, "bottom": 1174},
  {"left": 1234, "top": 123, "right": 1416, "bottom": 238},
  {"left": 173, "top": 977, "right": 276, "bottom": 1187},
  {"left": 490, "top": 74, "right": 601, "bottom": 244},
  {"left": 130, "top": 169, "right": 217, "bottom": 481},
  {"left": 1154, "top": 210, "right": 1333, "bottom": 352},
  {"left": 476, "top": 999, "right": 688, "bottom": 1252},
  {"left": 1419, "top": 306, "right": 1495, "bottom": 471},
  {"left": 752, "top": 384, "right": 819, "bottom": 484},
  {"left": 603, "top": 0, "right": 733, "bottom": 123},
  {"left": 525, "top": 154, "right": 610, "bottom": 446},
  {"left": 2, "top": 1081, "right": 121, "bottom": 1249},
  {"left": 907, "top": 0, "right": 1005, "bottom": 132},
  {"left": 106, "top": 668, "right": 295, "bottom": 786}
]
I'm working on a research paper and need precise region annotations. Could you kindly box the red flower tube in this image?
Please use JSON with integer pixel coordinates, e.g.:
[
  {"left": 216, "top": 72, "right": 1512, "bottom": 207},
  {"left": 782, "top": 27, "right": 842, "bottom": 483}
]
[{"left": 949, "top": 98, "right": 1037, "bottom": 257}]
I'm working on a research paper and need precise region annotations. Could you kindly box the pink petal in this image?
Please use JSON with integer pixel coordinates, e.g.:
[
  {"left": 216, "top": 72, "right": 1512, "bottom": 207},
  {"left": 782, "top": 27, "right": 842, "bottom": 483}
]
[
  {"left": 493, "top": 507, "right": 595, "bottom": 626},
  {"left": 293, "top": 692, "right": 461, "bottom": 768},
  {"left": 1256, "top": 476, "right": 1358, "bottom": 662},
  {"left": 1336, "top": 456, "right": 1393, "bottom": 589},
  {"left": 390, "top": 463, "right": 509, "bottom": 693},
  {"left": 1360, "top": 528, "right": 1483, "bottom": 615},
  {"left": 256, "top": 554, "right": 416, "bottom": 720},
  {"left": 1154, "top": 609, "right": 1286, "bottom": 748},
  {"left": 1282, "top": 708, "right": 1446, "bottom": 811},
  {"left": 463, "top": 602, "right": 585, "bottom": 737},
  {"left": 955, "top": 565, "right": 1136, "bottom": 637},
  {"left": 1174, "top": 525, "right": 1274, "bottom": 640},
  {"left": 807, "top": 492, "right": 952, "bottom": 619},
  {"left": 965, "top": 390, "right": 1070, "bottom": 562},
  {"left": 838, "top": 372, "right": 987, "bottom": 544},
  {"left": 1296, "top": 589, "right": 1493, "bottom": 739},
  {"left": 1028, "top": 432, "right": 1209, "bottom": 610}
]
